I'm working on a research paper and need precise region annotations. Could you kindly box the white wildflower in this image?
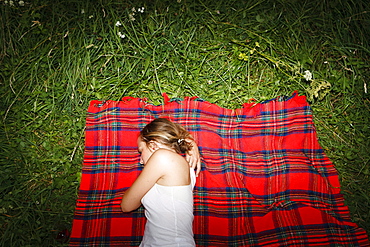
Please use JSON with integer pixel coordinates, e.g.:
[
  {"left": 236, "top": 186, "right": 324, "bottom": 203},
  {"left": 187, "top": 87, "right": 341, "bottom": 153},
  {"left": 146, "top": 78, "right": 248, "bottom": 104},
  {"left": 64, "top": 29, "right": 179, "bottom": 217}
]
[
  {"left": 132, "top": 7, "right": 136, "bottom": 12},
  {"left": 303, "top": 70, "right": 312, "bottom": 81},
  {"left": 81, "top": 9, "right": 85, "bottom": 14},
  {"left": 4, "top": 1, "right": 8, "bottom": 4},
  {"left": 19, "top": 0, "right": 24, "bottom": 6},
  {"left": 9, "top": 0, "right": 14, "bottom": 6},
  {"left": 129, "top": 13, "right": 135, "bottom": 21},
  {"left": 138, "top": 7, "right": 144, "bottom": 13},
  {"left": 118, "top": 32, "right": 125, "bottom": 39},
  {"left": 89, "top": 15, "right": 94, "bottom": 19},
  {"left": 115, "top": 21, "right": 122, "bottom": 26}
]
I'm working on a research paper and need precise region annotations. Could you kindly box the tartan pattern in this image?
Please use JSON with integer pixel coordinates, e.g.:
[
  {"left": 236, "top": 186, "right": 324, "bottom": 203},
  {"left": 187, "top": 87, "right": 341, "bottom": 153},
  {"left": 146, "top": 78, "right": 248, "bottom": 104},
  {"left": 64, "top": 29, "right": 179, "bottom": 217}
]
[{"left": 70, "top": 92, "right": 369, "bottom": 246}]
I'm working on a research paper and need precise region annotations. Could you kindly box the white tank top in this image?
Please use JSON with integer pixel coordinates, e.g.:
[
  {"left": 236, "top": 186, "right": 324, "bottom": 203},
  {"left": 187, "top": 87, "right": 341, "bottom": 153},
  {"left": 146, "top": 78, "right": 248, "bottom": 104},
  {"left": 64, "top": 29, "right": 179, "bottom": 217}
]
[{"left": 140, "top": 168, "right": 196, "bottom": 247}]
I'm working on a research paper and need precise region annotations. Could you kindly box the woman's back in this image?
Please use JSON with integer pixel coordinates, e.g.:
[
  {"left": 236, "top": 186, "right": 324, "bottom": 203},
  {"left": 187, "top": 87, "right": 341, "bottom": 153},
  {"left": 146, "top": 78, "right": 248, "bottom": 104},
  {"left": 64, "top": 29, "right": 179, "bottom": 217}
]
[
  {"left": 120, "top": 118, "right": 200, "bottom": 246},
  {"left": 152, "top": 149, "right": 191, "bottom": 186},
  {"left": 140, "top": 168, "right": 196, "bottom": 247}
]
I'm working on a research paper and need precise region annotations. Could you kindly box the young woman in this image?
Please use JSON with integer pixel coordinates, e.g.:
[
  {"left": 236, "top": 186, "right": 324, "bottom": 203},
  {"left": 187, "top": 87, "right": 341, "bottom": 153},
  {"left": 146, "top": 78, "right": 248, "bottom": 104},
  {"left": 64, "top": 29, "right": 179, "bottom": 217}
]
[{"left": 120, "top": 118, "right": 201, "bottom": 247}]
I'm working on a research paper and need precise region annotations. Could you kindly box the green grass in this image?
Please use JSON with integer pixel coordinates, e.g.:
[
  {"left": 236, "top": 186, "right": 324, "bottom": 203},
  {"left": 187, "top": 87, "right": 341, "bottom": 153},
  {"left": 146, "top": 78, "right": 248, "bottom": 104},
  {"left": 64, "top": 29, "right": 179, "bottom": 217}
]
[{"left": 1, "top": 0, "right": 369, "bottom": 245}]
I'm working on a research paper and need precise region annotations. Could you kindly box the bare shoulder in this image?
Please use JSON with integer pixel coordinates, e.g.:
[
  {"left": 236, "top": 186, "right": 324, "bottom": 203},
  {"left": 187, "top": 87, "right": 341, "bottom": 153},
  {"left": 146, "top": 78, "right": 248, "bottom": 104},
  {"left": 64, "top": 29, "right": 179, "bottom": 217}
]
[
  {"left": 148, "top": 149, "right": 190, "bottom": 186},
  {"left": 149, "top": 149, "right": 185, "bottom": 166}
]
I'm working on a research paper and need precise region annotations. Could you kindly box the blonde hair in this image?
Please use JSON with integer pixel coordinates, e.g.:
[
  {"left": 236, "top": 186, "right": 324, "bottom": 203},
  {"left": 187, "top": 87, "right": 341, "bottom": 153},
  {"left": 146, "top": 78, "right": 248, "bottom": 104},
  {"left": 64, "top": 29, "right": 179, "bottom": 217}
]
[{"left": 140, "top": 118, "right": 193, "bottom": 153}]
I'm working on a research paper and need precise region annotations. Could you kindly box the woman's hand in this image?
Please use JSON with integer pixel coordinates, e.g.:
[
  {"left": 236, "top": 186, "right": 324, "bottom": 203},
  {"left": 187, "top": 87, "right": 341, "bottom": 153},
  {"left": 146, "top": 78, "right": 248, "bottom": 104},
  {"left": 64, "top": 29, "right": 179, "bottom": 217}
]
[{"left": 185, "top": 139, "right": 201, "bottom": 177}]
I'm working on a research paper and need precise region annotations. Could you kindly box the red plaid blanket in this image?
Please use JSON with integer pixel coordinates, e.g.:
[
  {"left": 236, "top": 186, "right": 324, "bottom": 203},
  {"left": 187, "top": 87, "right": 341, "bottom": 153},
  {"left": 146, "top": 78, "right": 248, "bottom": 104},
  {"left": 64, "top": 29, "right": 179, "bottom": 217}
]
[{"left": 70, "top": 92, "right": 369, "bottom": 246}]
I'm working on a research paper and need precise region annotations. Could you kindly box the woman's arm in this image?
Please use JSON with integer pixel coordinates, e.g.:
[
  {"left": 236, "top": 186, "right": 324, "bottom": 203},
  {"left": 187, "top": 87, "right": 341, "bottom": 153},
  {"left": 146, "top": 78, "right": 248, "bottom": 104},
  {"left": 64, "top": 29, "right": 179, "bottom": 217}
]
[
  {"left": 120, "top": 152, "right": 166, "bottom": 212},
  {"left": 185, "top": 138, "right": 201, "bottom": 177}
]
